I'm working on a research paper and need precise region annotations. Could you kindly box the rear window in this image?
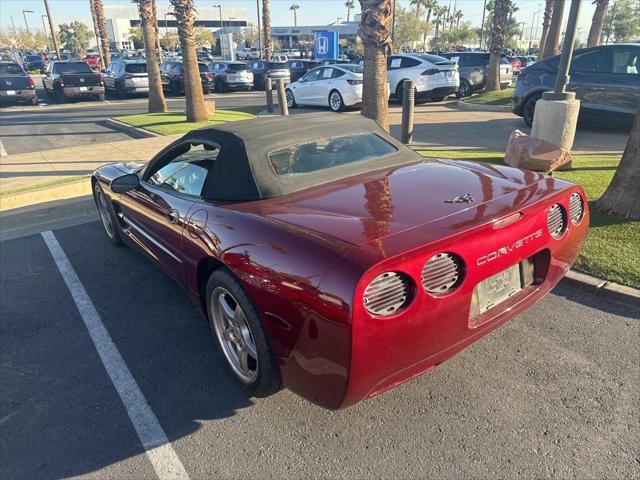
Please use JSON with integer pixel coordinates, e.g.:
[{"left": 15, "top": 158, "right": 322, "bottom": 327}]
[
  {"left": 268, "top": 133, "right": 398, "bottom": 176},
  {"left": 228, "top": 63, "right": 249, "bottom": 72},
  {"left": 125, "top": 63, "right": 147, "bottom": 74},
  {"left": 54, "top": 62, "right": 93, "bottom": 74},
  {"left": 339, "top": 64, "right": 364, "bottom": 73},
  {"left": 0, "top": 64, "right": 25, "bottom": 75},
  {"left": 268, "top": 62, "right": 288, "bottom": 70},
  {"left": 181, "top": 63, "right": 208, "bottom": 73}
]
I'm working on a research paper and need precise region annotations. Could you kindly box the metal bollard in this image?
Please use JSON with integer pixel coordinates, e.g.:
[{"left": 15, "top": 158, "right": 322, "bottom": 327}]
[
  {"left": 401, "top": 79, "right": 415, "bottom": 144},
  {"left": 276, "top": 79, "right": 289, "bottom": 116},
  {"left": 265, "top": 78, "right": 274, "bottom": 113}
]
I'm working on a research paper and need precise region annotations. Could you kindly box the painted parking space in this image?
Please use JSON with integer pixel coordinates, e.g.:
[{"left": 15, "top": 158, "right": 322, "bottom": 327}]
[{"left": 1, "top": 220, "right": 638, "bottom": 479}]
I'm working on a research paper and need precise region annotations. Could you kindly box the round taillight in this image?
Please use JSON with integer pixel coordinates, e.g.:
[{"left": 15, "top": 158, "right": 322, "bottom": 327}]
[
  {"left": 568, "top": 192, "right": 584, "bottom": 225},
  {"left": 363, "top": 272, "right": 410, "bottom": 316},
  {"left": 547, "top": 203, "right": 567, "bottom": 239},
  {"left": 422, "top": 253, "right": 462, "bottom": 295}
]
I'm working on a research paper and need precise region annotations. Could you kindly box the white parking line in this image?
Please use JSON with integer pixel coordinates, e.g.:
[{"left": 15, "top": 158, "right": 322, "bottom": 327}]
[
  {"left": 41, "top": 231, "right": 190, "bottom": 480},
  {"left": 0, "top": 139, "right": 7, "bottom": 157}
]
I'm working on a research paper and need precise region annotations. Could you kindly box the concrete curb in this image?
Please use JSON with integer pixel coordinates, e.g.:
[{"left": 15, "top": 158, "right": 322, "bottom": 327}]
[
  {"left": 102, "top": 118, "right": 159, "bottom": 138},
  {"left": 0, "top": 177, "right": 92, "bottom": 212},
  {"left": 562, "top": 270, "right": 639, "bottom": 309},
  {"left": 456, "top": 100, "right": 511, "bottom": 112}
]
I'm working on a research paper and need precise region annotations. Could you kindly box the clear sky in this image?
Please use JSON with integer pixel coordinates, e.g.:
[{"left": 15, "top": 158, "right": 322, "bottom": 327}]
[{"left": 1, "top": 0, "right": 597, "bottom": 44}]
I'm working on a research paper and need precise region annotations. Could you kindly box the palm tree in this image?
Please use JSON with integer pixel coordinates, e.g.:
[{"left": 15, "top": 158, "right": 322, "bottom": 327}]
[
  {"left": 262, "top": 0, "right": 272, "bottom": 61},
  {"left": 424, "top": 0, "right": 437, "bottom": 24},
  {"left": 89, "top": 0, "right": 105, "bottom": 70},
  {"left": 134, "top": 0, "right": 167, "bottom": 113},
  {"left": 541, "top": 0, "right": 564, "bottom": 59},
  {"left": 93, "top": 0, "right": 111, "bottom": 66},
  {"left": 345, "top": 0, "right": 356, "bottom": 22},
  {"left": 594, "top": 106, "right": 640, "bottom": 220},
  {"left": 587, "top": 0, "right": 609, "bottom": 46},
  {"left": 289, "top": 3, "right": 300, "bottom": 27},
  {"left": 537, "top": 0, "right": 554, "bottom": 59},
  {"left": 454, "top": 9, "right": 463, "bottom": 28},
  {"left": 433, "top": 5, "right": 447, "bottom": 42},
  {"left": 359, "top": 0, "right": 392, "bottom": 131},
  {"left": 485, "top": 0, "right": 512, "bottom": 92},
  {"left": 169, "top": 0, "right": 208, "bottom": 122},
  {"left": 410, "top": 0, "right": 427, "bottom": 18}
]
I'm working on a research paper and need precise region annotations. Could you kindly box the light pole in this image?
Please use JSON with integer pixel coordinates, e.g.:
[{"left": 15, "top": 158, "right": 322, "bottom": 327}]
[
  {"left": 479, "top": 0, "right": 487, "bottom": 50},
  {"left": 213, "top": 5, "right": 223, "bottom": 36},
  {"left": 43, "top": 0, "right": 60, "bottom": 58},
  {"left": 41, "top": 15, "right": 48, "bottom": 35},
  {"left": 256, "top": 0, "right": 262, "bottom": 59},
  {"left": 23, "top": 10, "right": 34, "bottom": 34},
  {"left": 336, "top": 17, "right": 341, "bottom": 59},
  {"left": 527, "top": 5, "right": 542, "bottom": 54}
]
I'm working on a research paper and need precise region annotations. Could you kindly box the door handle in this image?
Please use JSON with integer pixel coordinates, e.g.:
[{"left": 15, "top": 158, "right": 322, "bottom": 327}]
[{"left": 165, "top": 209, "right": 180, "bottom": 224}]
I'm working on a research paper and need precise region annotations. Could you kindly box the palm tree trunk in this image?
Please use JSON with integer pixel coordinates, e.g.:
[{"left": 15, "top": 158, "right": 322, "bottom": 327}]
[
  {"left": 594, "top": 106, "right": 640, "bottom": 220},
  {"left": 415, "top": 4, "right": 421, "bottom": 19},
  {"left": 136, "top": 0, "right": 167, "bottom": 113},
  {"left": 170, "top": 0, "right": 208, "bottom": 122},
  {"left": 587, "top": 0, "right": 608, "bottom": 47},
  {"left": 262, "top": 0, "right": 272, "bottom": 61},
  {"left": 294, "top": 9, "right": 297, "bottom": 27},
  {"left": 485, "top": 0, "right": 511, "bottom": 92},
  {"left": 541, "top": 0, "right": 564, "bottom": 59},
  {"left": 347, "top": 6, "right": 352, "bottom": 22},
  {"left": 93, "top": 0, "right": 111, "bottom": 66},
  {"left": 89, "top": 1, "right": 105, "bottom": 70},
  {"left": 359, "top": 0, "right": 392, "bottom": 131},
  {"left": 537, "top": 0, "right": 553, "bottom": 59}
]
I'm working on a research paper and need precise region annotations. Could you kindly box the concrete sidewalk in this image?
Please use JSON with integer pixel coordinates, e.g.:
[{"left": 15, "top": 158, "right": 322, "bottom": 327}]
[{"left": 0, "top": 135, "right": 179, "bottom": 211}]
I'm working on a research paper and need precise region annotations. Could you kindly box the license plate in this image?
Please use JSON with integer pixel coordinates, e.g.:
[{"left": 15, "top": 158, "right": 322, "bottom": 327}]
[
  {"left": 6, "top": 90, "right": 16, "bottom": 95},
  {"left": 79, "top": 86, "right": 88, "bottom": 92},
  {"left": 476, "top": 263, "right": 522, "bottom": 315}
]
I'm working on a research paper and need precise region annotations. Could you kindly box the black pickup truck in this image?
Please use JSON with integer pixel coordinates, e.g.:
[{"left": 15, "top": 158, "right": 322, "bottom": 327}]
[
  {"left": 42, "top": 61, "right": 105, "bottom": 103},
  {"left": 0, "top": 62, "right": 38, "bottom": 106}
]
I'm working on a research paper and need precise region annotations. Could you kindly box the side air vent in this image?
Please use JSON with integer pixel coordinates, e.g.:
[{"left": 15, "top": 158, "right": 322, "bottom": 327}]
[
  {"left": 547, "top": 203, "right": 567, "bottom": 239},
  {"left": 363, "top": 272, "right": 410, "bottom": 316},
  {"left": 568, "top": 193, "right": 584, "bottom": 225},
  {"left": 422, "top": 253, "right": 462, "bottom": 295}
]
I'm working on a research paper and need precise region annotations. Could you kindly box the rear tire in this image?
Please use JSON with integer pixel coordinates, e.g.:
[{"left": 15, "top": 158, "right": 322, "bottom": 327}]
[
  {"left": 455, "top": 79, "right": 472, "bottom": 98},
  {"left": 285, "top": 89, "right": 296, "bottom": 108},
  {"left": 55, "top": 86, "right": 65, "bottom": 103},
  {"left": 206, "top": 269, "right": 282, "bottom": 398},
  {"left": 215, "top": 79, "right": 226, "bottom": 93},
  {"left": 30, "top": 96, "right": 38, "bottom": 106},
  {"left": 93, "top": 182, "right": 123, "bottom": 246},
  {"left": 98, "top": 93, "right": 105, "bottom": 101},
  {"left": 116, "top": 82, "right": 127, "bottom": 99},
  {"left": 171, "top": 80, "right": 181, "bottom": 96},
  {"left": 523, "top": 94, "right": 540, "bottom": 127}
]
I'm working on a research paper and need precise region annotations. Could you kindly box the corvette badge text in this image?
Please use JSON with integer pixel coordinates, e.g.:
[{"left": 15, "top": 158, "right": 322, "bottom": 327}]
[{"left": 477, "top": 229, "right": 543, "bottom": 266}]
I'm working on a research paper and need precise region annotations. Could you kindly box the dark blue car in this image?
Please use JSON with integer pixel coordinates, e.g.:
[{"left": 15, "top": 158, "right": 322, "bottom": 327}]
[
  {"left": 512, "top": 43, "right": 639, "bottom": 126},
  {"left": 23, "top": 55, "right": 45, "bottom": 73}
]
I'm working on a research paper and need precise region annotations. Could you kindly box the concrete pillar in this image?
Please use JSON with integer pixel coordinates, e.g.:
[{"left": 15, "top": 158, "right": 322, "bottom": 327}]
[{"left": 531, "top": 91, "right": 580, "bottom": 151}]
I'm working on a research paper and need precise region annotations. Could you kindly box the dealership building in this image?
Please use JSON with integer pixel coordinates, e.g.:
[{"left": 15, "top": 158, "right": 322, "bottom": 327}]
[{"left": 104, "top": 4, "right": 248, "bottom": 50}]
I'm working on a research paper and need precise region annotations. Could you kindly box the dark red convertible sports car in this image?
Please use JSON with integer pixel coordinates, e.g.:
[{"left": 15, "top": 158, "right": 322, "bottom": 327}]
[{"left": 93, "top": 114, "right": 589, "bottom": 409}]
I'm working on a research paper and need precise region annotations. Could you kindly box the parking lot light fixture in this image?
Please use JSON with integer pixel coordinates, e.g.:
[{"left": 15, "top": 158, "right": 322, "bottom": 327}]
[{"left": 23, "top": 10, "right": 35, "bottom": 35}]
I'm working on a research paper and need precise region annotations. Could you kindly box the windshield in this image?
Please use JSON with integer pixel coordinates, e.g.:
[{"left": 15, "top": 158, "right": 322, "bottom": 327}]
[
  {"left": 0, "top": 64, "right": 25, "bottom": 75},
  {"left": 228, "top": 63, "right": 249, "bottom": 72},
  {"left": 268, "top": 133, "right": 398, "bottom": 176},
  {"left": 125, "top": 63, "right": 147, "bottom": 74},
  {"left": 268, "top": 62, "right": 288, "bottom": 70},
  {"left": 54, "top": 62, "right": 93, "bottom": 74}
]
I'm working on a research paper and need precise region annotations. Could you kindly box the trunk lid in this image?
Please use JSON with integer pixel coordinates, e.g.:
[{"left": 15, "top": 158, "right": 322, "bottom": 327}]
[
  {"left": 0, "top": 76, "right": 30, "bottom": 90},
  {"left": 62, "top": 73, "right": 101, "bottom": 86},
  {"left": 256, "top": 159, "right": 549, "bottom": 246}
]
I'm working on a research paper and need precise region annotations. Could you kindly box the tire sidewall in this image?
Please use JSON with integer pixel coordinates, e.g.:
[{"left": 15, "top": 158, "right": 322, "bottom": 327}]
[
  {"left": 523, "top": 94, "right": 540, "bottom": 127},
  {"left": 206, "top": 269, "right": 282, "bottom": 398},
  {"left": 329, "top": 90, "right": 344, "bottom": 112},
  {"left": 93, "top": 182, "right": 123, "bottom": 246},
  {"left": 286, "top": 89, "right": 296, "bottom": 108}
]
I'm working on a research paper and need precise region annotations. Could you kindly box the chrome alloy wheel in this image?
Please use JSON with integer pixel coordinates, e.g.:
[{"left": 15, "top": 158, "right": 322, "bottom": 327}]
[
  {"left": 95, "top": 186, "right": 115, "bottom": 238},
  {"left": 329, "top": 91, "right": 342, "bottom": 111},
  {"left": 211, "top": 287, "right": 258, "bottom": 384},
  {"left": 286, "top": 89, "right": 294, "bottom": 107}
]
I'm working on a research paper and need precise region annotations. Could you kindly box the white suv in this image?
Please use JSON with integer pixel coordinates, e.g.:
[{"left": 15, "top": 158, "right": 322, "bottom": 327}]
[{"left": 387, "top": 53, "right": 460, "bottom": 102}]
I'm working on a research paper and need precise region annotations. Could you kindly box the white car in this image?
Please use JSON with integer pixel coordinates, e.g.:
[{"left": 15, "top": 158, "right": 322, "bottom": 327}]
[
  {"left": 286, "top": 64, "right": 367, "bottom": 112},
  {"left": 387, "top": 53, "right": 460, "bottom": 102}
]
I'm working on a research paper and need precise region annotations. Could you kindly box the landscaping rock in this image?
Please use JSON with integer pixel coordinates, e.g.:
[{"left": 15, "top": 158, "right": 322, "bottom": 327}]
[{"left": 504, "top": 129, "right": 572, "bottom": 172}]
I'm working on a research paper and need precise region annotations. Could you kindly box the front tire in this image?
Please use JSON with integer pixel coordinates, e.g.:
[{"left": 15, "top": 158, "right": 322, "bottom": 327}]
[
  {"left": 329, "top": 90, "right": 345, "bottom": 112},
  {"left": 523, "top": 94, "right": 540, "bottom": 127},
  {"left": 206, "top": 269, "right": 282, "bottom": 398},
  {"left": 93, "top": 182, "right": 123, "bottom": 246},
  {"left": 285, "top": 88, "right": 296, "bottom": 108}
]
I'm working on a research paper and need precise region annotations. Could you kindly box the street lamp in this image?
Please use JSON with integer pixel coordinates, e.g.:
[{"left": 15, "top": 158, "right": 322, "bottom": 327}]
[
  {"left": 336, "top": 17, "right": 342, "bottom": 59},
  {"left": 213, "top": 5, "right": 223, "bottom": 36},
  {"left": 23, "top": 10, "right": 35, "bottom": 34},
  {"left": 41, "top": 15, "right": 48, "bottom": 35}
]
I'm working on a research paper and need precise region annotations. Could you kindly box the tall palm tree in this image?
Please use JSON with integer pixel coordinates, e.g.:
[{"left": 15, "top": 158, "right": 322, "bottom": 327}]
[
  {"left": 433, "top": 5, "right": 447, "bottom": 42},
  {"left": 454, "top": 9, "right": 463, "bottom": 28},
  {"left": 359, "top": 0, "right": 392, "bottom": 131},
  {"left": 410, "top": 0, "right": 427, "bottom": 18},
  {"left": 537, "top": 0, "right": 554, "bottom": 59},
  {"left": 262, "top": 0, "right": 272, "bottom": 61},
  {"left": 134, "top": 0, "right": 167, "bottom": 113},
  {"left": 89, "top": 0, "right": 105, "bottom": 70},
  {"left": 541, "top": 0, "right": 564, "bottom": 59},
  {"left": 169, "top": 0, "right": 208, "bottom": 122},
  {"left": 424, "top": 0, "right": 437, "bottom": 24},
  {"left": 587, "top": 0, "right": 609, "bottom": 46},
  {"left": 345, "top": 0, "right": 356, "bottom": 22},
  {"left": 594, "top": 106, "right": 640, "bottom": 220},
  {"left": 485, "top": 0, "right": 511, "bottom": 92},
  {"left": 93, "top": 0, "right": 111, "bottom": 66},
  {"left": 289, "top": 3, "right": 300, "bottom": 27}
]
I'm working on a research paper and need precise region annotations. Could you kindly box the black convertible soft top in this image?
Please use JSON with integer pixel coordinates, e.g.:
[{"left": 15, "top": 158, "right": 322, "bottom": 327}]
[{"left": 181, "top": 113, "right": 422, "bottom": 201}]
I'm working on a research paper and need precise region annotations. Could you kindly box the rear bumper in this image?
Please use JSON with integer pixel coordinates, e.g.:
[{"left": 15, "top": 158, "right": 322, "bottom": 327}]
[
  {"left": 62, "top": 85, "right": 105, "bottom": 97},
  {"left": 416, "top": 85, "right": 458, "bottom": 99},
  {"left": 337, "top": 185, "right": 589, "bottom": 409},
  {"left": 0, "top": 89, "right": 36, "bottom": 101},
  {"left": 226, "top": 81, "right": 253, "bottom": 89}
]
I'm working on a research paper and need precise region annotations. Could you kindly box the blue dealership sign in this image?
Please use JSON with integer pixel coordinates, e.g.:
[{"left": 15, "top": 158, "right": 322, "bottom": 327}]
[{"left": 314, "top": 31, "right": 339, "bottom": 60}]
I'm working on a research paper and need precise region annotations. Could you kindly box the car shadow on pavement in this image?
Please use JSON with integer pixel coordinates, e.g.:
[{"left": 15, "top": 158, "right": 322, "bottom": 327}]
[
  {"left": 1, "top": 222, "right": 255, "bottom": 480},
  {"left": 553, "top": 282, "right": 639, "bottom": 319}
]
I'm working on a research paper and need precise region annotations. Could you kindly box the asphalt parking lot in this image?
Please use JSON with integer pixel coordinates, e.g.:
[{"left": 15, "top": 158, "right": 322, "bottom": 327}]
[{"left": 1, "top": 218, "right": 638, "bottom": 480}]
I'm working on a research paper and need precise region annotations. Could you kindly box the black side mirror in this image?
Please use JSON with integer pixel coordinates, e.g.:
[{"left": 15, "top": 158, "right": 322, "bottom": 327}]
[{"left": 111, "top": 173, "right": 140, "bottom": 193}]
